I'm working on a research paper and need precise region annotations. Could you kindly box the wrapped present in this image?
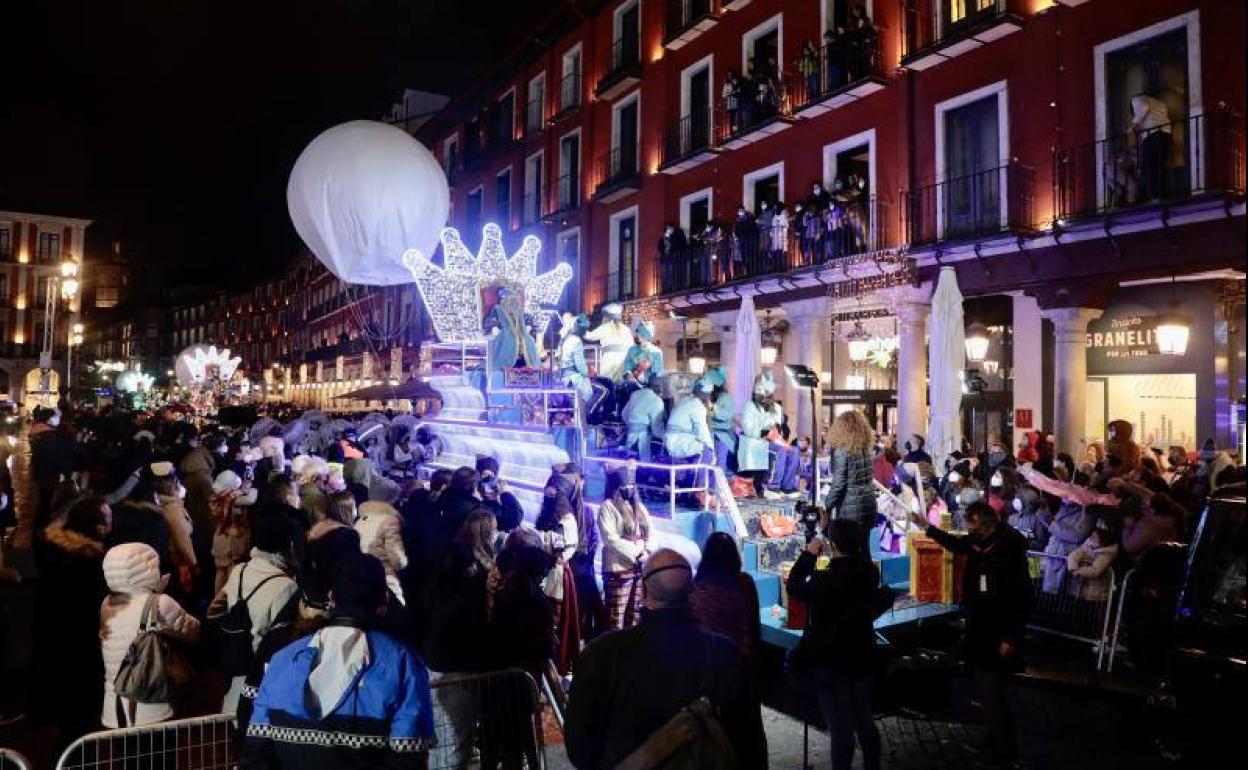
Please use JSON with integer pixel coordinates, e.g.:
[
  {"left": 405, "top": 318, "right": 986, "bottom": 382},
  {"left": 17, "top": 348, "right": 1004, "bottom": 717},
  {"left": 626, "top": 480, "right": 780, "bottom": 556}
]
[
  {"left": 750, "top": 535, "right": 806, "bottom": 572},
  {"left": 908, "top": 531, "right": 966, "bottom": 604}
]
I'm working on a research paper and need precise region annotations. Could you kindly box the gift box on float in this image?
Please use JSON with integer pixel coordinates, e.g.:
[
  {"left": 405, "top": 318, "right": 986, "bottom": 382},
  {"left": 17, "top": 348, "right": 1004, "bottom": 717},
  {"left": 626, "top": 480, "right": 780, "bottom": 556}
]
[{"left": 907, "top": 531, "right": 966, "bottom": 604}]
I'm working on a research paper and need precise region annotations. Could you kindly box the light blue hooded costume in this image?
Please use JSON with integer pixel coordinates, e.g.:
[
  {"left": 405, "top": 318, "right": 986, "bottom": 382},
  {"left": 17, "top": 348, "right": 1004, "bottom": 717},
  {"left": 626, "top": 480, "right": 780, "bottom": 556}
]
[
  {"left": 621, "top": 383, "right": 666, "bottom": 461},
  {"left": 738, "top": 371, "right": 800, "bottom": 491},
  {"left": 485, "top": 289, "right": 540, "bottom": 371},
  {"left": 664, "top": 377, "right": 714, "bottom": 461},
  {"left": 704, "top": 367, "right": 736, "bottom": 475},
  {"left": 558, "top": 313, "right": 594, "bottom": 401},
  {"left": 621, "top": 321, "right": 665, "bottom": 387}
]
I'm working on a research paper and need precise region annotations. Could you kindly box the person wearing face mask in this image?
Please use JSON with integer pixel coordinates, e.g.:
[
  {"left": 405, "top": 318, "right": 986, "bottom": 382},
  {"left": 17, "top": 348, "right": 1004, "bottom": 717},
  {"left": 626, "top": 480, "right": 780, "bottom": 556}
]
[
  {"left": 1007, "top": 485, "right": 1049, "bottom": 550},
  {"left": 598, "top": 466, "right": 652, "bottom": 631},
  {"left": 152, "top": 462, "right": 198, "bottom": 598},
  {"left": 907, "top": 501, "right": 1030, "bottom": 767},
  {"left": 902, "top": 434, "right": 932, "bottom": 465}
]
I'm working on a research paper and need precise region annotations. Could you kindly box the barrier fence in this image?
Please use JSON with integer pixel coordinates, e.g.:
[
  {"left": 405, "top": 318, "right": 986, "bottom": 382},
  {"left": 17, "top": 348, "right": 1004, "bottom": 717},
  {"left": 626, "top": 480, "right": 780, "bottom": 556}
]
[
  {"left": 53, "top": 669, "right": 547, "bottom": 770},
  {"left": 56, "top": 713, "right": 235, "bottom": 770},
  {"left": 1025, "top": 550, "right": 1131, "bottom": 672}
]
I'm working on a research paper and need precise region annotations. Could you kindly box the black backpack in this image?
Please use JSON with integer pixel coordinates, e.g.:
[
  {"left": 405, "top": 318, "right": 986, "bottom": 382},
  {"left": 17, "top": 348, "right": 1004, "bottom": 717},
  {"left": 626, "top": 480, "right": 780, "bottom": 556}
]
[{"left": 217, "top": 563, "right": 282, "bottom": 676}]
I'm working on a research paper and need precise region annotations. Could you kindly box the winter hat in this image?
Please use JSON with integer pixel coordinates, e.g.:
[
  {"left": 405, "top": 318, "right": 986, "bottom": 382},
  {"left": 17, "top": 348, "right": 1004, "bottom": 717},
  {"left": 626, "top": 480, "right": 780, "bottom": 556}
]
[
  {"left": 603, "top": 303, "right": 624, "bottom": 320},
  {"left": 752, "top": 371, "right": 777, "bottom": 397},
  {"left": 103, "top": 542, "right": 162, "bottom": 594},
  {"left": 150, "top": 461, "right": 175, "bottom": 478},
  {"left": 693, "top": 376, "right": 716, "bottom": 395},
  {"left": 213, "top": 470, "right": 243, "bottom": 495},
  {"left": 705, "top": 366, "right": 727, "bottom": 388},
  {"left": 635, "top": 321, "right": 656, "bottom": 341},
  {"left": 476, "top": 455, "right": 501, "bottom": 476}
]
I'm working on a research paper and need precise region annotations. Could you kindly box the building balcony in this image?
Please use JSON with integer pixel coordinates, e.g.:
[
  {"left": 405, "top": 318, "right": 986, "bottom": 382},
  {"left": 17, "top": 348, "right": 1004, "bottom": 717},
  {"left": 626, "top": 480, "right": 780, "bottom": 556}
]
[
  {"left": 901, "top": 162, "right": 1036, "bottom": 247},
  {"left": 714, "top": 72, "right": 802, "bottom": 151},
  {"left": 595, "top": 39, "right": 643, "bottom": 101},
  {"left": 543, "top": 173, "right": 582, "bottom": 224},
  {"left": 592, "top": 148, "right": 641, "bottom": 203},
  {"left": 462, "top": 124, "right": 518, "bottom": 172},
  {"left": 792, "top": 34, "right": 888, "bottom": 117},
  {"left": 659, "top": 112, "right": 718, "bottom": 174},
  {"left": 604, "top": 269, "right": 638, "bottom": 304},
  {"left": 520, "top": 191, "right": 543, "bottom": 227},
  {"left": 551, "top": 73, "right": 582, "bottom": 122},
  {"left": 664, "top": 0, "right": 721, "bottom": 51},
  {"left": 653, "top": 197, "right": 887, "bottom": 295},
  {"left": 1053, "top": 110, "right": 1246, "bottom": 224},
  {"left": 900, "top": 0, "right": 1025, "bottom": 72}
]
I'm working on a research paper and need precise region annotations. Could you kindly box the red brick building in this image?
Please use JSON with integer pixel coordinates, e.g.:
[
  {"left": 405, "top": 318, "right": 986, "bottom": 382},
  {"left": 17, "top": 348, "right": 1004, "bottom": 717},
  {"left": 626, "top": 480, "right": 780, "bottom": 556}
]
[{"left": 417, "top": 0, "right": 1246, "bottom": 453}]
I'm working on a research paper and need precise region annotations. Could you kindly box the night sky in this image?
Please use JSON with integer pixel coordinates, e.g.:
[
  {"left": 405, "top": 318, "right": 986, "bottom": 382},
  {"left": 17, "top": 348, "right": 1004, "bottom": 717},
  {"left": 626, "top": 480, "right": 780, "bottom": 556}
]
[{"left": 1, "top": 0, "right": 558, "bottom": 290}]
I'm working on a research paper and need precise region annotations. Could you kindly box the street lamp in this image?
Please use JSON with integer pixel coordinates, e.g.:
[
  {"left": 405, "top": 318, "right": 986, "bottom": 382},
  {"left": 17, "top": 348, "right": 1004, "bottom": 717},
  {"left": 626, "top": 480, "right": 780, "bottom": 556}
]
[
  {"left": 1156, "top": 277, "right": 1191, "bottom": 356},
  {"left": 964, "top": 320, "right": 991, "bottom": 363}
]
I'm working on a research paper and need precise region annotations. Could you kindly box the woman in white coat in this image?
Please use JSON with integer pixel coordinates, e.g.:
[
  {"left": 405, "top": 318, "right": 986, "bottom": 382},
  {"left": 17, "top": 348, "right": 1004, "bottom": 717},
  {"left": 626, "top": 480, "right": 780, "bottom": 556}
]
[
  {"left": 597, "top": 467, "right": 652, "bottom": 630},
  {"left": 355, "top": 497, "right": 409, "bottom": 604},
  {"left": 738, "top": 372, "right": 785, "bottom": 495},
  {"left": 100, "top": 542, "right": 200, "bottom": 728}
]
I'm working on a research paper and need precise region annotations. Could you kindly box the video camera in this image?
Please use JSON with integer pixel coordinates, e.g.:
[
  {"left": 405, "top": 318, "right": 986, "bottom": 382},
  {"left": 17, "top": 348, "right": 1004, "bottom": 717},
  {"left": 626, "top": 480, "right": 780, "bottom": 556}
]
[{"left": 794, "top": 498, "right": 823, "bottom": 544}]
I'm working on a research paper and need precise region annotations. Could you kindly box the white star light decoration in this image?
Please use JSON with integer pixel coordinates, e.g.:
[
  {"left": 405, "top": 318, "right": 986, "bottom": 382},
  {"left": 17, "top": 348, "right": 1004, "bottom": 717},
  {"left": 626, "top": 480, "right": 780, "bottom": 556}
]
[
  {"left": 402, "top": 223, "right": 573, "bottom": 343},
  {"left": 182, "top": 345, "right": 242, "bottom": 383}
]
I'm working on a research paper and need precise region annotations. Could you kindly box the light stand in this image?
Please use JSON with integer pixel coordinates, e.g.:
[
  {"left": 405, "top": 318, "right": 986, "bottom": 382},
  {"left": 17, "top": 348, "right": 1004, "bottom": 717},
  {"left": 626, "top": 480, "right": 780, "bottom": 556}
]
[{"left": 784, "top": 363, "right": 821, "bottom": 510}]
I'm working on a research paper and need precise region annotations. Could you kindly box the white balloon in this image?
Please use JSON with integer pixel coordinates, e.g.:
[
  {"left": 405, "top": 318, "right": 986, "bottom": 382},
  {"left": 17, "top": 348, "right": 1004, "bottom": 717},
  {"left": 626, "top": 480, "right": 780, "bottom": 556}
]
[{"left": 287, "top": 120, "right": 449, "bottom": 287}]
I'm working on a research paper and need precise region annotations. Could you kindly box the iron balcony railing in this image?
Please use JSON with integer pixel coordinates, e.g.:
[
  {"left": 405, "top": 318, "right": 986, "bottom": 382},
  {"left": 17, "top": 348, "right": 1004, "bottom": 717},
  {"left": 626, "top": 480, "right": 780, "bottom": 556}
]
[
  {"left": 792, "top": 31, "right": 885, "bottom": 109},
  {"left": 521, "top": 191, "right": 542, "bottom": 226},
  {"left": 593, "top": 147, "right": 640, "bottom": 197},
  {"left": 661, "top": 110, "right": 713, "bottom": 167},
  {"left": 900, "top": 0, "right": 1026, "bottom": 65},
  {"left": 525, "top": 94, "right": 545, "bottom": 136},
  {"left": 553, "top": 172, "right": 581, "bottom": 214},
  {"left": 901, "top": 162, "right": 1035, "bottom": 246},
  {"left": 664, "top": 0, "right": 716, "bottom": 43},
  {"left": 714, "top": 70, "right": 805, "bottom": 145},
  {"left": 558, "top": 71, "right": 582, "bottom": 113},
  {"left": 1053, "top": 109, "right": 1245, "bottom": 221},
  {"left": 655, "top": 197, "right": 887, "bottom": 294},
  {"left": 597, "top": 37, "right": 642, "bottom": 95},
  {"left": 605, "top": 268, "right": 637, "bottom": 303}
]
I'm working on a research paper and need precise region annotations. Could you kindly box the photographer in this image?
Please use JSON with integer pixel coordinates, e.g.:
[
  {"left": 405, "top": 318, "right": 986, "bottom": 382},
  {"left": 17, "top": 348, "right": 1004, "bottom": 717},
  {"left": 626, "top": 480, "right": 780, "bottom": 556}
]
[
  {"left": 475, "top": 455, "right": 525, "bottom": 534},
  {"left": 786, "top": 519, "right": 893, "bottom": 770}
]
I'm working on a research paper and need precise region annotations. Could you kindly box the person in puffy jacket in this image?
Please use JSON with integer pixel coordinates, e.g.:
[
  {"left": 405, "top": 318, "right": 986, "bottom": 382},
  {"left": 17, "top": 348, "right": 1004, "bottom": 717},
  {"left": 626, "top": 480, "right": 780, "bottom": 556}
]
[
  {"left": 152, "top": 462, "right": 198, "bottom": 596},
  {"left": 597, "top": 466, "right": 651, "bottom": 631},
  {"left": 1066, "top": 521, "right": 1119, "bottom": 601},
  {"left": 207, "top": 514, "right": 300, "bottom": 714},
  {"left": 356, "top": 498, "right": 409, "bottom": 605},
  {"left": 100, "top": 542, "right": 200, "bottom": 728},
  {"left": 825, "top": 410, "right": 878, "bottom": 554}
]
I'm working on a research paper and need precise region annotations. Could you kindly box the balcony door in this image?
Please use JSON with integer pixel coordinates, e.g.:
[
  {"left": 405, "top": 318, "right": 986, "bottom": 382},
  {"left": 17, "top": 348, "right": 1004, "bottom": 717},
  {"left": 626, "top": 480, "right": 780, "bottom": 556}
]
[
  {"left": 559, "top": 133, "right": 580, "bottom": 209},
  {"left": 944, "top": 94, "right": 1000, "bottom": 237},
  {"left": 615, "top": 98, "right": 639, "bottom": 177},
  {"left": 620, "top": 2, "right": 640, "bottom": 66},
  {"left": 609, "top": 212, "right": 637, "bottom": 301},
  {"left": 687, "top": 65, "right": 711, "bottom": 152}
]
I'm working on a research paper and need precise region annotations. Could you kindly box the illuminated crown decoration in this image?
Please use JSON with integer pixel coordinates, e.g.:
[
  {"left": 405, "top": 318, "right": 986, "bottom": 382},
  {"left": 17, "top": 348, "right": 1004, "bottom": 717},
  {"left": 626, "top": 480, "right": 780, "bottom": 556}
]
[
  {"left": 402, "top": 223, "right": 573, "bottom": 343},
  {"left": 183, "top": 345, "right": 242, "bottom": 383}
]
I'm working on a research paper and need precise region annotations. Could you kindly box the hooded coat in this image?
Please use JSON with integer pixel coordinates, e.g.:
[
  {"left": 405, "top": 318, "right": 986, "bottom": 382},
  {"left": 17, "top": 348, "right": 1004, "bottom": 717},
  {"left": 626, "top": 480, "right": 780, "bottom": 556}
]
[
  {"left": 180, "top": 445, "right": 217, "bottom": 537},
  {"left": 100, "top": 543, "right": 200, "bottom": 727},
  {"left": 1105, "top": 420, "right": 1141, "bottom": 473}
]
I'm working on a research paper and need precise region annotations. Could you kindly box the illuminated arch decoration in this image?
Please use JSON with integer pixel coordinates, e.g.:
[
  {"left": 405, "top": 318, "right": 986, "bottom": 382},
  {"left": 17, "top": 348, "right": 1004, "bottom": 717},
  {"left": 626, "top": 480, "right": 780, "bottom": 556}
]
[{"left": 402, "top": 223, "right": 573, "bottom": 344}]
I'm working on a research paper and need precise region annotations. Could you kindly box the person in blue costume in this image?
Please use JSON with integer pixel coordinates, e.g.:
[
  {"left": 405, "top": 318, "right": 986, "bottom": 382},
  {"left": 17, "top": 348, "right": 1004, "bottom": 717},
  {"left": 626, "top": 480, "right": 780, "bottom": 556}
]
[
  {"left": 704, "top": 367, "right": 737, "bottom": 478},
  {"left": 664, "top": 376, "right": 716, "bottom": 496},
  {"left": 558, "top": 313, "right": 609, "bottom": 417},
  {"left": 621, "top": 321, "right": 665, "bottom": 390},
  {"left": 739, "top": 371, "right": 801, "bottom": 496},
  {"left": 485, "top": 287, "right": 540, "bottom": 371},
  {"left": 621, "top": 380, "right": 666, "bottom": 461}
]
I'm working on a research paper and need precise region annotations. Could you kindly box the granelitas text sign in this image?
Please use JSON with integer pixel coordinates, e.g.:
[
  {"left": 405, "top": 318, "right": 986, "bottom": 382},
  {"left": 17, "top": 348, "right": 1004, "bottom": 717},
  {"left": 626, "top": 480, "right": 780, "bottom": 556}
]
[{"left": 1086, "top": 314, "right": 1160, "bottom": 360}]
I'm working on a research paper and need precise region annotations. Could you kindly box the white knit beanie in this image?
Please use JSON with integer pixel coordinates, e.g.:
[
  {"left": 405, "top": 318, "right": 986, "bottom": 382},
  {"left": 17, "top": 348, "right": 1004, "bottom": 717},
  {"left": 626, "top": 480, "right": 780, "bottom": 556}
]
[{"left": 103, "top": 542, "right": 162, "bottom": 594}]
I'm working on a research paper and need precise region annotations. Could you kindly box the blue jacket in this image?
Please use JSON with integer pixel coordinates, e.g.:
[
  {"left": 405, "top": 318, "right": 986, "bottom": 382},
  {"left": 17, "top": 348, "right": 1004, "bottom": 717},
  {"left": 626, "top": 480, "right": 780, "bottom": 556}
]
[{"left": 242, "top": 625, "right": 435, "bottom": 769}]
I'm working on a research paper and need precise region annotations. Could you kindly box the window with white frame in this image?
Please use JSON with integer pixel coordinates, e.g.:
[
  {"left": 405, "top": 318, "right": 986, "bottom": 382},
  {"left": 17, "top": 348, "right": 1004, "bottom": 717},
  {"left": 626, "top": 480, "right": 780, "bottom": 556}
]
[
  {"left": 496, "top": 168, "right": 513, "bottom": 229},
  {"left": 527, "top": 73, "right": 547, "bottom": 134},
  {"left": 680, "top": 55, "right": 714, "bottom": 153},
  {"left": 524, "top": 152, "right": 544, "bottom": 224},
  {"left": 612, "top": 1, "right": 642, "bottom": 69},
  {"left": 611, "top": 92, "right": 641, "bottom": 178},
  {"left": 822, "top": 128, "right": 877, "bottom": 250},
  {"left": 934, "top": 80, "right": 1009, "bottom": 239},
  {"left": 607, "top": 206, "right": 639, "bottom": 301},
  {"left": 558, "top": 130, "right": 581, "bottom": 210},
  {"left": 561, "top": 44, "right": 583, "bottom": 110},
  {"left": 743, "top": 161, "right": 784, "bottom": 213},
  {"left": 556, "top": 228, "right": 581, "bottom": 311}
]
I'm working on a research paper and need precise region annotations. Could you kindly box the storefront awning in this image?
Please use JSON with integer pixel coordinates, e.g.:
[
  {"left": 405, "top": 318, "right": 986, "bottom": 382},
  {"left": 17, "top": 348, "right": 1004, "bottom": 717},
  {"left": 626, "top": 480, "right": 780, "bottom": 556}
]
[{"left": 333, "top": 379, "right": 441, "bottom": 402}]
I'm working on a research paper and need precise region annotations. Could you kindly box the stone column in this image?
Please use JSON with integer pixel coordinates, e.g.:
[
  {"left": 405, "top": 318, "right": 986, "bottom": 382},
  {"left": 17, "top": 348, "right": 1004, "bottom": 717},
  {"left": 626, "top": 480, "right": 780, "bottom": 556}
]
[
  {"left": 1011, "top": 292, "right": 1044, "bottom": 449},
  {"left": 1042, "top": 306, "right": 1103, "bottom": 457},
  {"left": 784, "top": 297, "right": 830, "bottom": 440},
  {"left": 894, "top": 294, "right": 930, "bottom": 446}
]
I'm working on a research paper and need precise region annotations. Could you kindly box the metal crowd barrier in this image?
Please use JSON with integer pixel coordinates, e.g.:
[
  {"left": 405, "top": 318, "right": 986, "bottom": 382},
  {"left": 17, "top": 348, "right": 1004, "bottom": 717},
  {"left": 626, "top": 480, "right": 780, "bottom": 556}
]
[
  {"left": 428, "top": 668, "right": 546, "bottom": 770},
  {"left": 1104, "top": 567, "right": 1139, "bottom": 673},
  {"left": 0, "top": 749, "right": 33, "bottom": 770},
  {"left": 56, "top": 714, "right": 236, "bottom": 770},
  {"left": 1025, "top": 550, "right": 1120, "bottom": 671}
]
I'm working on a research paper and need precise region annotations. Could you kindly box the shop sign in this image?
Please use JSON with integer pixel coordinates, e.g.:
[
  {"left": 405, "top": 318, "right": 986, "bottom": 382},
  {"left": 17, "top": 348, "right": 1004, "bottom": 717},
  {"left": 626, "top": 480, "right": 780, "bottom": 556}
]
[
  {"left": 1086, "top": 314, "right": 1161, "bottom": 360},
  {"left": 1015, "top": 408, "right": 1033, "bottom": 429}
]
